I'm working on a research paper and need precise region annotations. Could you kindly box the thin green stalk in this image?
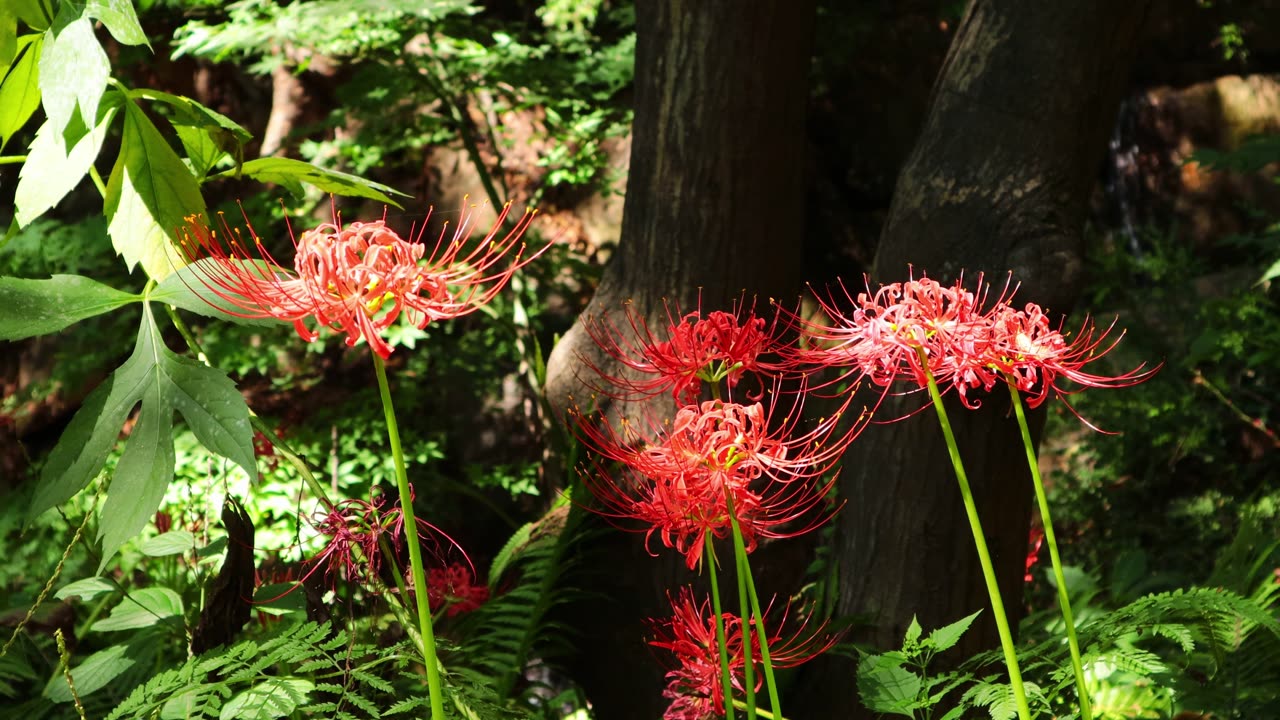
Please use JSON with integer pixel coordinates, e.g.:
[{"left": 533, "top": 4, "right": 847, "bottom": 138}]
[
  {"left": 917, "top": 348, "right": 1032, "bottom": 720},
  {"left": 0, "top": 155, "right": 28, "bottom": 165},
  {"left": 88, "top": 166, "right": 108, "bottom": 198},
  {"left": 726, "top": 500, "right": 782, "bottom": 718},
  {"left": 734, "top": 525, "right": 758, "bottom": 720},
  {"left": 705, "top": 532, "right": 738, "bottom": 720},
  {"left": 373, "top": 354, "right": 445, "bottom": 719},
  {"left": 732, "top": 700, "right": 784, "bottom": 719},
  {"left": 1006, "top": 378, "right": 1091, "bottom": 720}
]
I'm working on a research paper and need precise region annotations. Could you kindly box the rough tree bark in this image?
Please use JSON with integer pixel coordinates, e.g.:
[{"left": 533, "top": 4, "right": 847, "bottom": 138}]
[
  {"left": 793, "top": 2, "right": 1153, "bottom": 717},
  {"left": 542, "top": 1, "right": 816, "bottom": 716}
]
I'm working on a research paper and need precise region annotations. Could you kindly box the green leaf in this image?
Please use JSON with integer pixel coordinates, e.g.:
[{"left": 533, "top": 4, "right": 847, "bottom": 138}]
[
  {"left": 105, "top": 98, "right": 207, "bottom": 280},
  {"left": 904, "top": 615, "right": 922, "bottom": 645},
  {"left": 857, "top": 653, "right": 922, "bottom": 716},
  {"left": 1258, "top": 257, "right": 1280, "bottom": 285},
  {"left": 15, "top": 90, "right": 120, "bottom": 226},
  {"left": 253, "top": 583, "right": 306, "bottom": 617},
  {"left": 11, "top": 0, "right": 52, "bottom": 30},
  {"left": 135, "top": 89, "right": 252, "bottom": 143},
  {"left": 0, "top": 7, "right": 16, "bottom": 69},
  {"left": 926, "top": 610, "right": 981, "bottom": 653},
  {"left": 0, "top": 274, "right": 138, "bottom": 340},
  {"left": 224, "top": 157, "right": 408, "bottom": 207},
  {"left": 30, "top": 305, "right": 254, "bottom": 569},
  {"left": 139, "top": 530, "right": 197, "bottom": 556},
  {"left": 134, "top": 89, "right": 251, "bottom": 179},
  {"left": 100, "top": 380, "right": 177, "bottom": 571},
  {"left": 221, "top": 677, "right": 314, "bottom": 720},
  {"left": 0, "top": 34, "right": 43, "bottom": 152},
  {"left": 37, "top": 14, "right": 109, "bottom": 142},
  {"left": 54, "top": 576, "right": 115, "bottom": 602},
  {"left": 149, "top": 258, "right": 284, "bottom": 328},
  {"left": 43, "top": 644, "right": 136, "bottom": 702},
  {"left": 90, "top": 587, "right": 183, "bottom": 632},
  {"left": 85, "top": 0, "right": 148, "bottom": 47},
  {"left": 97, "top": 306, "right": 255, "bottom": 568}
]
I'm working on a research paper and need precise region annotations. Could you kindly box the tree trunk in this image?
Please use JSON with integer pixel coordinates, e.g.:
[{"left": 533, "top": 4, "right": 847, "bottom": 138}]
[
  {"left": 793, "top": 1, "right": 1152, "bottom": 717},
  {"left": 543, "top": 1, "right": 816, "bottom": 716}
]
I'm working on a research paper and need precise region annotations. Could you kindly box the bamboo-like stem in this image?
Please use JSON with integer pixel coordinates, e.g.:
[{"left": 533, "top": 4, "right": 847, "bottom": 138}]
[
  {"left": 373, "top": 354, "right": 445, "bottom": 719},
  {"left": 1007, "top": 378, "right": 1091, "bottom": 720}
]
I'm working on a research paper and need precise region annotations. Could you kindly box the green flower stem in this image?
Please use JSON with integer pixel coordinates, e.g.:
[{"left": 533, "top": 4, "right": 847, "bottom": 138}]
[
  {"left": 916, "top": 348, "right": 1032, "bottom": 720},
  {"left": 373, "top": 354, "right": 445, "bottom": 720},
  {"left": 0, "top": 155, "right": 28, "bottom": 165},
  {"left": 1006, "top": 378, "right": 1092, "bottom": 720},
  {"left": 726, "top": 496, "right": 783, "bottom": 719},
  {"left": 705, "top": 532, "right": 738, "bottom": 720},
  {"left": 733, "top": 526, "right": 758, "bottom": 720},
  {"left": 732, "top": 700, "right": 785, "bottom": 719}
]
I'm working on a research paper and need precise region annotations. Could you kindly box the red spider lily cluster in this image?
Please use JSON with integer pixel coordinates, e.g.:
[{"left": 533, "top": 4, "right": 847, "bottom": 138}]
[
  {"left": 648, "top": 588, "right": 835, "bottom": 720},
  {"left": 581, "top": 300, "right": 785, "bottom": 403},
  {"left": 180, "top": 200, "right": 540, "bottom": 359},
  {"left": 571, "top": 275, "right": 1154, "bottom": 716},
  {"left": 301, "top": 495, "right": 452, "bottom": 592},
  {"left": 793, "top": 272, "right": 1156, "bottom": 418},
  {"left": 572, "top": 393, "right": 856, "bottom": 570},
  {"left": 572, "top": 301, "right": 855, "bottom": 716},
  {"left": 427, "top": 562, "right": 490, "bottom": 617}
]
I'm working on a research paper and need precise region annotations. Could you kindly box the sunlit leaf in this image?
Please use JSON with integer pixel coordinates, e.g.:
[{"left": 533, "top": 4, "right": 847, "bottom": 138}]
[
  {"left": 15, "top": 90, "right": 121, "bottom": 227},
  {"left": 105, "top": 98, "right": 207, "bottom": 280},
  {"left": 857, "top": 653, "right": 922, "bottom": 716},
  {"left": 0, "top": 274, "right": 138, "bottom": 340},
  {"left": 926, "top": 610, "right": 981, "bottom": 653},
  {"left": 0, "top": 34, "right": 42, "bottom": 152},
  {"left": 222, "top": 157, "right": 408, "bottom": 207},
  {"left": 85, "top": 0, "right": 148, "bottom": 47},
  {"left": 37, "top": 14, "right": 108, "bottom": 143},
  {"left": 90, "top": 587, "right": 183, "bottom": 632},
  {"left": 43, "top": 644, "right": 137, "bottom": 702},
  {"left": 0, "top": 7, "right": 16, "bottom": 69},
  {"left": 139, "top": 530, "right": 197, "bottom": 557},
  {"left": 220, "top": 678, "right": 314, "bottom": 720},
  {"left": 54, "top": 576, "right": 115, "bottom": 602}
]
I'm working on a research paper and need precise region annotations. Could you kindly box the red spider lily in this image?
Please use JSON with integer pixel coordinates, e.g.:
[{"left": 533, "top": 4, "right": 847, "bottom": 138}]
[
  {"left": 300, "top": 495, "right": 456, "bottom": 592},
  {"left": 792, "top": 273, "right": 1013, "bottom": 409},
  {"left": 581, "top": 299, "right": 787, "bottom": 404},
  {"left": 179, "top": 200, "right": 541, "bottom": 359},
  {"left": 649, "top": 587, "right": 835, "bottom": 720},
  {"left": 984, "top": 303, "right": 1158, "bottom": 417},
  {"left": 427, "top": 562, "right": 490, "bottom": 617},
  {"left": 1024, "top": 526, "right": 1045, "bottom": 583},
  {"left": 793, "top": 272, "right": 1156, "bottom": 421},
  {"left": 572, "top": 387, "right": 862, "bottom": 570}
]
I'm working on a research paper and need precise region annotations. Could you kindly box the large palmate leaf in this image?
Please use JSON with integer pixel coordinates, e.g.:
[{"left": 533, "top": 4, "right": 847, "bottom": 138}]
[
  {"left": 220, "top": 157, "right": 408, "bottom": 207},
  {"left": 15, "top": 90, "right": 121, "bottom": 226},
  {"left": 30, "top": 304, "right": 254, "bottom": 568},
  {"left": 0, "top": 274, "right": 139, "bottom": 340},
  {"left": 105, "top": 98, "right": 207, "bottom": 280},
  {"left": 37, "top": 12, "right": 108, "bottom": 143}
]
